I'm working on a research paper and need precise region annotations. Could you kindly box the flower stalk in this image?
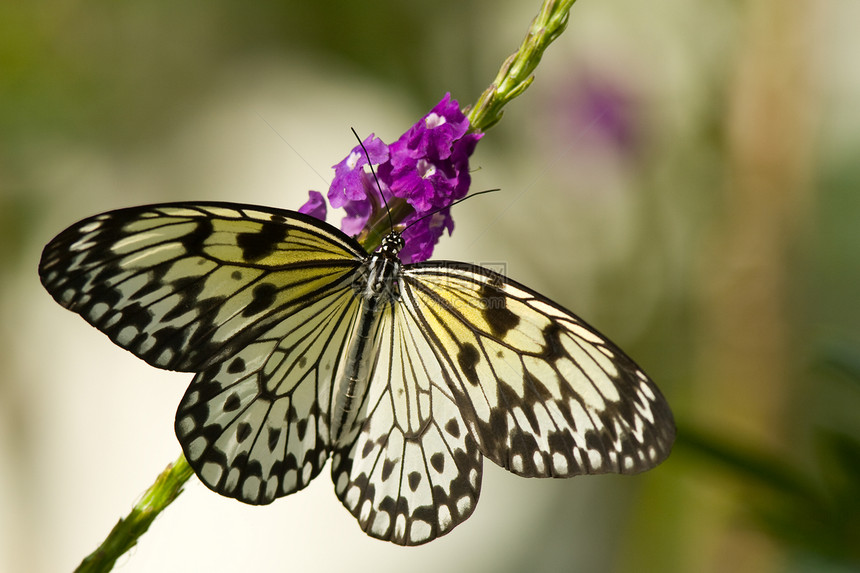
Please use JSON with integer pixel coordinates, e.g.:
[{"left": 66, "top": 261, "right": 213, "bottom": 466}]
[
  {"left": 75, "top": 455, "right": 194, "bottom": 573},
  {"left": 467, "top": 0, "right": 579, "bottom": 132}
]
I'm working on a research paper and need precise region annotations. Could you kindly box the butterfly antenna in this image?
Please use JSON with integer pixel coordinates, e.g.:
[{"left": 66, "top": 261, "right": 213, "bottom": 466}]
[
  {"left": 401, "top": 188, "right": 500, "bottom": 233},
  {"left": 351, "top": 127, "right": 394, "bottom": 232}
]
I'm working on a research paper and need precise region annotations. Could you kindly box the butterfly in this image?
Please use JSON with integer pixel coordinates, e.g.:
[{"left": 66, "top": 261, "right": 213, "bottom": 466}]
[{"left": 39, "top": 201, "right": 675, "bottom": 545}]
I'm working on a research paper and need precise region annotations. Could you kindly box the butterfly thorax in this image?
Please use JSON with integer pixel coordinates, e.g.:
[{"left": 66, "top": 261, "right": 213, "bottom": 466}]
[{"left": 351, "top": 232, "right": 404, "bottom": 310}]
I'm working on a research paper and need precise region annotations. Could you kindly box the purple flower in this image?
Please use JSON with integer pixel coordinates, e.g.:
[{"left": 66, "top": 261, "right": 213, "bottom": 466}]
[
  {"left": 398, "top": 209, "right": 455, "bottom": 264},
  {"left": 392, "top": 93, "right": 470, "bottom": 162},
  {"left": 298, "top": 190, "right": 327, "bottom": 220},
  {"left": 555, "top": 72, "right": 640, "bottom": 158},
  {"left": 382, "top": 93, "right": 479, "bottom": 213},
  {"left": 301, "top": 94, "right": 481, "bottom": 263},
  {"left": 339, "top": 171, "right": 384, "bottom": 236},
  {"left": 328, "top": 134, "right": 389, "bottom": 208}
]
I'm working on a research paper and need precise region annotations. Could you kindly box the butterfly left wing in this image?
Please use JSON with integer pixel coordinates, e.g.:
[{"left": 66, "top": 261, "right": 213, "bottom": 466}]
[
  {"left": 399, "top": 261, "right": 675, "bottom": 479},
  {"left": 330, "top": 300, "right": 482, "bottom": 546},
  {"left": 40, "top": 202, "right": 369, "bottom": 504}
]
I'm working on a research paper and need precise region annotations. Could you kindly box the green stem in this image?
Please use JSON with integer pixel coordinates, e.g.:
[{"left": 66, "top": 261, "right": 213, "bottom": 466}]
[
  {"left": 74, "top": 454, "right": 194, "bottom": 573},
  {"left": 358, "top": 196, "right": 415, "bottom": 252},
  {"left": 467, "top": 0, "right": 579, "bottom": 133}
]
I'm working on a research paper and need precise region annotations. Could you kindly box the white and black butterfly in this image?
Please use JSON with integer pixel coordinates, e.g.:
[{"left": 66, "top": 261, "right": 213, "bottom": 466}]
[{"left": 39, "top": 202, "right": 674, "bottom": 545}]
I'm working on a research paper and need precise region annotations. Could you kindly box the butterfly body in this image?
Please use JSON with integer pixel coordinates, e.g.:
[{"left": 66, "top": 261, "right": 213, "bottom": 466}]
[
  {"left": 329, "top": 231, "right": 404, "bottom": 443},
  {"left": 40, "top": 202, "right": 674, "bottom": 545}
]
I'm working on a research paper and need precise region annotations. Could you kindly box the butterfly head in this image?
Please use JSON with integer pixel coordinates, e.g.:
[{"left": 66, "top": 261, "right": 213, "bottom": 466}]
[{"left": 378, "top": 231, "right": 405, "bottom": 258}]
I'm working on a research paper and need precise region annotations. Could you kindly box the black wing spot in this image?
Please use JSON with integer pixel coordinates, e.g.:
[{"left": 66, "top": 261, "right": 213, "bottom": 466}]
[
  {"left": 224, "top": 393, "right": 241, "bottom": 412},
  {"left": 237, "top": 221, "right": 287, "bottom": 261},
  {"left": 541, "top": 323, "right": 566, "bottom": 361},
  {"left": 457, "top": 343, "right": 481, "bottom": 386},
  {"left": 227, "top": 357, "right": 245, "bottom": 374},
  {"left": 231, "top": 270, "right": 243, "bottom": 280},
  {"left": 244, "top": 283, "right": 277, "bottom": 317},
  {"left": 236, "top": 422, "right": 252, "bottom": 442},
  {"left": 267, "top": 427, "right": 281, "bottom": 452},
  {"left": 296, "top": 418, "right": 308, "bottom": 441},
  {"left": 444, "top": 418, "right": 461, "bottom": 438},
  {"left": 430, "top": 452, "right": 445, "bottom": 473},
  {"left": 362, "top": 440, "right": 375, "bottom": 458},
  {"left": 381, "top": 458, "right": 396, "bottom": 481},
  {"left": 479, "top": 281, "right": 519, "bottom": 337},
  {"left": 408, "top": 471, "right": 422, "bottom": 492},
  {"left": 181, "top": 218, "right": 214, "bottom": 255}
]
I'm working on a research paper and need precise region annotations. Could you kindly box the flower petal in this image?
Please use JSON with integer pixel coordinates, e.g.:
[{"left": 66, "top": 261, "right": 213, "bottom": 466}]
[{"left": 297, "top": 190, "right": 327, "bottom": 221}]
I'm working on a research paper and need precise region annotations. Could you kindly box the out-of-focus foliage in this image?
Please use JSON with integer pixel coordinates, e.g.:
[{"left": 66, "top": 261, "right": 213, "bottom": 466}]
[{"left": 677, "top": 347, "right": 860, "bottom": 569}]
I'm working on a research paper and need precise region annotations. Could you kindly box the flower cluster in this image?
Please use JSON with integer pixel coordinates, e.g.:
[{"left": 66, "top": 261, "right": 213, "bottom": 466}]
[{"left": 299, "top": 93, "right": 482, "bottom": 263}]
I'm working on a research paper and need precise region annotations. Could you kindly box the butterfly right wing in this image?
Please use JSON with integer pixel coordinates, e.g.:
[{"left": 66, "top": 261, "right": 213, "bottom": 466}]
[{"left": 39, "top": 202, "right": 365, "bottom": 372}]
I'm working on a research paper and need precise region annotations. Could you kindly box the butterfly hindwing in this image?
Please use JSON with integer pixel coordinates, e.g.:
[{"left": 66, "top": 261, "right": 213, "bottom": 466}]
[
  {"left": 176, "top": 282, "right": 361, "bottom": 504},
  {"left": 401, "top": 262, "right": 675, "bottom": 479},
  {"left": 39, "top": 203, "right": 365, "bottom": 372},
  {"left": 331, "top": 300, "right": 482, "bottom": 545}
]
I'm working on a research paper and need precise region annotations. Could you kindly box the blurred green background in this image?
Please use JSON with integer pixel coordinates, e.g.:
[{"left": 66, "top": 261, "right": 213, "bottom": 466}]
[{"left": 3, "top": 1, "right": 860, "bottom": 572}]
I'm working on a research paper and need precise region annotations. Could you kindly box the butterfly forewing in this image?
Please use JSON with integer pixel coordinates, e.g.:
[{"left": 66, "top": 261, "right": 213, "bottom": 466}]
[
  {"left": 39, "top": 203, "right": 365, "bottom": 372},
  {"left": 401, "top": 262, "right": 675, "bottom": 478}
]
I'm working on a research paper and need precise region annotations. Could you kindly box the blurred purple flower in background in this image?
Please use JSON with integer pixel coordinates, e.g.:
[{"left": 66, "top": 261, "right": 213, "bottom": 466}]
[{"left": 556, "top": 69, "right": 642, "bottom": 159}]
